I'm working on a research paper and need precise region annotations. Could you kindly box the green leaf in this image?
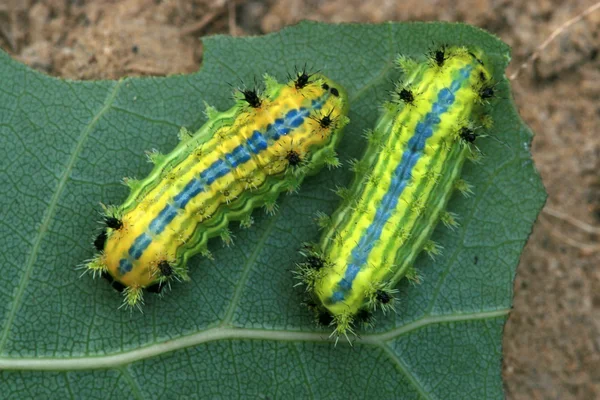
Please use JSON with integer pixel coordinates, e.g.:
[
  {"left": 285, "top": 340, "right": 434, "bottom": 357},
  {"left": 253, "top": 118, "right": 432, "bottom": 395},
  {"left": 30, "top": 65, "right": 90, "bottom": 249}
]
[{"left": 0, "top": 21, "right": 545, "bottom": 399}]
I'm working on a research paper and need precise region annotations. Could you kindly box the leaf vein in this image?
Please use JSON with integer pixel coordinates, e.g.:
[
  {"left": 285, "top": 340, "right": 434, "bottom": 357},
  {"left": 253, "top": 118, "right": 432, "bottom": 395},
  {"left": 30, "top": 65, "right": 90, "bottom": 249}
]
[
  {"left": 377, "top": 343, "right": 433, "bottom": 400},
  {"left": 0, "top": 310, "right": 508, "bottom": 370},
  {"left": 0, "top": 80, "right": 124, "bottom": 352}
]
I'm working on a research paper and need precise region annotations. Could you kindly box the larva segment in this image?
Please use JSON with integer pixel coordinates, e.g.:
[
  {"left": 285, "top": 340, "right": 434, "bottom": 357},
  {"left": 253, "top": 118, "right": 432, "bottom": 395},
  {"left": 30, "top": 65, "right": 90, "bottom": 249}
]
[
  {"left": 298, "top": 47, "right": 494, "bottom": 339},
  {"left": 86, "top": 73, "right": 349, "bottom": 308}
]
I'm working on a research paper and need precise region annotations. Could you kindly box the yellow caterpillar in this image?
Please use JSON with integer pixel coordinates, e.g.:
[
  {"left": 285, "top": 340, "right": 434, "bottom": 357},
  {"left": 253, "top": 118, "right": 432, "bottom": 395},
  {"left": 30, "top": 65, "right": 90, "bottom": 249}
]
[
  {"left": 85, "top": 72, "right": 349, "bottom": 308},
  {"left": 296, "top": 47, "right": 495, "bottom": 341}
]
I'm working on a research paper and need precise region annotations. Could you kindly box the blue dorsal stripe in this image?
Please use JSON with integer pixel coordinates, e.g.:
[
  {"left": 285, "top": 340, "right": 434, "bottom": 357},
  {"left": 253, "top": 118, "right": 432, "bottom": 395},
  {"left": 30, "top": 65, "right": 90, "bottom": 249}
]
[
  {"left": 173, "top": 179, "right": 204, "bottom": 210},
  {"left": 330, "top": 65, "right": 473, "bottom": 303},
  {"left": 248, "top": 131, "right": 268, "bottom": 153},
  {"left": 224, "top": 145, "right": 252, "bottom": 168},
  {"left": 119, "top": 92, "right": 329, "bottom": 276},
  {"left": 119, "top": 259, "right": 133, "bottom": 274},
  {"left": 129, "top": 233, "right": 153, "bottom": 260},
  {"left": 148, "top": 204, "right": 179, "bottom": 236},
  {"left": 200, "top": 159, "right": 229, "bottom": 185}
]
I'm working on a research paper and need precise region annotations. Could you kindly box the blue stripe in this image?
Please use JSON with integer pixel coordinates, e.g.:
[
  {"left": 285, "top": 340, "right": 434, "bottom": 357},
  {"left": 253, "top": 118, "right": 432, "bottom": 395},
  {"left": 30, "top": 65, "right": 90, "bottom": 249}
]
[
  {"left": 148, "top": 204, "right": 179, "bottom": 235},
  {"left": 129, "top": 233, "right": 153, "bottom": 260},
  {"left": 247, "top": 131, "right": 268, "bottom": 153},
  {"left": 330, "top": 65, "right": 473, "bottom": 303},
  {"left": 117, "top": 92, "right": 329, "bottom": 276},
  {"left": 173, "top": 179, "right": 204, "bottom": 210},
  {"left": 224, "top": 145, "right": 251, "bottom": 167},
  {"left": 119, "top": 259, "right": 133, "bottom": 274},
  {"left": 200, "top": 159, "right": 230, "bottom": 185}
]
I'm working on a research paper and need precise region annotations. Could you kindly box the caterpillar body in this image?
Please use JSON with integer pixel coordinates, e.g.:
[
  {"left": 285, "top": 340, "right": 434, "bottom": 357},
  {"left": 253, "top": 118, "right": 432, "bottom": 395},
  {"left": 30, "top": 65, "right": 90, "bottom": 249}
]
[
  {"left": 85, "top": 73, "right": 349, "bottom": 308},
  {"left": 296, "top": 47, "right": 495, "bottom": 340}
]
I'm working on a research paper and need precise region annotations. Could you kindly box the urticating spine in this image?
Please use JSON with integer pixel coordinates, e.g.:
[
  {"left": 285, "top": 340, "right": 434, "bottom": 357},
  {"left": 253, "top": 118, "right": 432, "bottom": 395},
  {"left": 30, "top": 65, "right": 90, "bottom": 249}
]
[
  {"left": 85, "top": 72, "right": 349, "bottom": 308},
  {"left": 296, "top": 47, "right": 495, "bottom": 340}
]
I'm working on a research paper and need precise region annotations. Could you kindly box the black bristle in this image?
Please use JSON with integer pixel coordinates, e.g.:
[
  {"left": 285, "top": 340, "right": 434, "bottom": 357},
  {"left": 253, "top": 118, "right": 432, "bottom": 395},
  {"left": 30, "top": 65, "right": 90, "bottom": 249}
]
[
  {"left": 94, "top": 230, "right": 107, "bottom": 251},
  {"left": 398, "top": 88, "right": 415, "bottom": 105},
  {"left": 375, "top": 290, "right": 391, "bottom": 304},
  {"left": 157, "top": 260, "right": 173, "bottom": 277},
  {"left": 319, "top": 115, "right": 333, "bottom": 129},
  {"left": 459, "top": 127, "right": 477, "bottom": 143},
  {"left": 317, "top": 311, "right": 334, "bottom": 327},
  {"left": 434, "top": 49, "right": 445, "bottom": 66},
  {"left": 479, "top": 85, "right": 495, "bottom": 100},
  {"left": 242, "top": 89, "right": 262, "bottom": 108},
  {"left": 429, "top": 45, "right": 448, "bottom": 67},
  {"left": 355, "top": 308, "right": 373, "bottom": 324},
  {"left": 146, "top": 283, "right": 163, "bottom": 294},
  {"left": 111, "top": 281, "right": 126, "bottom": 293},
  {"left": 101, "top": 271, "right": 114, "bottom": 283},
  {"left": 306, "top": 255, "right": 324, "bottom": 270},
  {"left": 285, "top": 150, "right": 302, "bottom": 167},
  {"left": 295, "top": 71, "right": 310, "bottom": 89},
  {"left": 105, "top": 216, "right": 123, "bottom": 230}
]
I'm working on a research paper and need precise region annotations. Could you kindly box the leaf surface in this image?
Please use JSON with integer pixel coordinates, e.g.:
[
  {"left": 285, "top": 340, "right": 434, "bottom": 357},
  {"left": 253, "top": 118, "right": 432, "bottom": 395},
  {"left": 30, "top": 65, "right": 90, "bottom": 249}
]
[{"left": 0, "top": 21, "right": 546, "bottom": 399}]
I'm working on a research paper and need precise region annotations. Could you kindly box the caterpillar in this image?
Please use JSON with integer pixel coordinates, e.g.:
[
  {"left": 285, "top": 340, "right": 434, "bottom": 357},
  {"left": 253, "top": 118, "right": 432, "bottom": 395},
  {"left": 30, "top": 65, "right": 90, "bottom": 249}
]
[
  {"left": 84, "top": 72, "right": 349, "bottom": 308},
  {"left": 295, "top": 46, "right": 496, "bottom": 341}
]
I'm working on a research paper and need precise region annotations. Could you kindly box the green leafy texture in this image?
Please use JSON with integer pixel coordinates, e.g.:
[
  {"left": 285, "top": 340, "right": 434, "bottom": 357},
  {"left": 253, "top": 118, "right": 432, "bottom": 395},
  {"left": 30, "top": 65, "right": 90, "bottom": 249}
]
[{"left": 0, "top": 22, "right": 545, "bottom": 399}]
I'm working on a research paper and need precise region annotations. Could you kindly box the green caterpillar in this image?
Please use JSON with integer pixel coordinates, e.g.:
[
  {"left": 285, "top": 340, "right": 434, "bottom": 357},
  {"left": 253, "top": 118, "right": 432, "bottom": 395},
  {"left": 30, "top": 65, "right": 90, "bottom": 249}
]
[
  {"left": 296, "top": 46, "right": 496, "bottom": 340},
  {"left": 85, "top": 72, "right": 349, "bottom": 308}
]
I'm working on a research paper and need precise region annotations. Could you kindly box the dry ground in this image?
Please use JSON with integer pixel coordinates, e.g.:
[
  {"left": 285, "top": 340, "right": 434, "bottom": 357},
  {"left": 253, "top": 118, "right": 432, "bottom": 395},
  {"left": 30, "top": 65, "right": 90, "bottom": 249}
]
[{"left": 1, "top": 0, "right": 599, "bottom": 398}]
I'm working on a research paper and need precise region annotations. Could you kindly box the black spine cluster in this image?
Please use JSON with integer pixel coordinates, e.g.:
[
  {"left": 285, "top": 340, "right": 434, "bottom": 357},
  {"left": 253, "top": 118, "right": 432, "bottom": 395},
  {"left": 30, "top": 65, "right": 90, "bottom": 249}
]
[
  {"left": 479, "top": 85, "right": 495, "bottom": 101},
  {"left": 305, "top": 254, "right": 325, "bottom": 270},
  {"left": 398, "top": 88, "right": 415, "bottom": 106},
  {"left": 317, "top": 310, "right": 334, "bottom": 327},
  {"left": 242, "top": 89, "right": 262, "bottom": 108},
  {"left": 101, "top": 271, "right": 126, "bottom": 293},
  {"left": 285, "top": 150, "right": 302, "bottom": 167},
  {"left": 105, "top": 216, "right": 123, "bottom": 230},
  {"left": 157, "top": 260, "right": 174, "bottom": 277},
  {"left": 429, "top": 44, "right": 449, "bottom": 67},
  {"left": 355, "top": 308, "right": 374, "bottom": 326},
  {"left": 323, "top": 112, "right": 335, "bottom": 128},
  {"left": 375, "top": 289, "right": 391, "bottom": 304},
  {"left": 459, "top": 126, "right": 477, "bottom": 143},
  {"left": 94, "top": 230, "right": 107, "bottom": 251},
  {"left": 295, "top": 71, "right": 311, "bottom": 89}
]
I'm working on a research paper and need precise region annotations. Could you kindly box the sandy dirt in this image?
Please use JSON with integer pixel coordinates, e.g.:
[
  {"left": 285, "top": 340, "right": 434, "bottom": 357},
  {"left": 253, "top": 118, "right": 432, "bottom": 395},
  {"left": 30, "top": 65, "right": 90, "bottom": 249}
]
[{"left": 1, "top": 1, "right": 599, "bottom": 398}]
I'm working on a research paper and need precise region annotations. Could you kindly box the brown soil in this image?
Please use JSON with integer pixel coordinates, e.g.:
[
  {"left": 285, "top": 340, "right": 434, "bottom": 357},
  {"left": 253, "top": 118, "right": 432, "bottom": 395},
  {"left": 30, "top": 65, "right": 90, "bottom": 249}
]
[{"left": 2, "top": 1, "right": 599, "bottom": 398}]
